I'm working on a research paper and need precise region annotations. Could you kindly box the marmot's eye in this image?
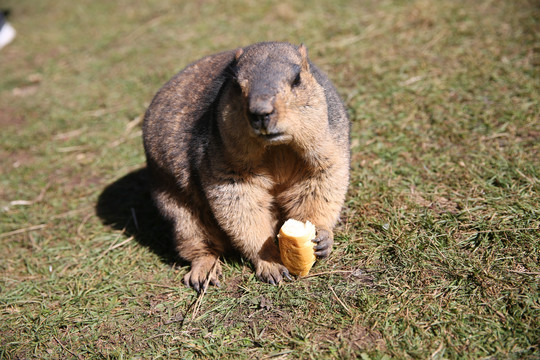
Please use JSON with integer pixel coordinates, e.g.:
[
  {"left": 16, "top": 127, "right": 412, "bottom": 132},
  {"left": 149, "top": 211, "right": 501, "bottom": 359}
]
[{"left": 292, "top": 73, "right": 301, "bottom": 88}]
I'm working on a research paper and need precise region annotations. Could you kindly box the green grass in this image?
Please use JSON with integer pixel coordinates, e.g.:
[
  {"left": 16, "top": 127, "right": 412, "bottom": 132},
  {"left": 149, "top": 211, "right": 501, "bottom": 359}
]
[{"left": 1, "top": 0, "right": 538, "bottom": 358}]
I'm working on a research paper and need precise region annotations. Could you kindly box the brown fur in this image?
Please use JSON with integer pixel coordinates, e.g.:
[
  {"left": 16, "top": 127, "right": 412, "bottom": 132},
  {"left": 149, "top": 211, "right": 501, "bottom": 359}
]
[{"left": 143, "top": 42, "right": 350, "bottom": 291}]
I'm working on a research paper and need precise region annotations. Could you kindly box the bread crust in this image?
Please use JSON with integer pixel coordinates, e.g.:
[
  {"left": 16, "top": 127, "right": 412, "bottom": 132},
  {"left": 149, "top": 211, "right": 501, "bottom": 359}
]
[{"left": 278, "top": 219, "right": 317, "bottom": 276}]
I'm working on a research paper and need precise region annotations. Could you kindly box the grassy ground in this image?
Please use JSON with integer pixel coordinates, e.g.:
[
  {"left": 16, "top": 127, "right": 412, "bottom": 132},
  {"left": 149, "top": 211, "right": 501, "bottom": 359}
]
[{"left": 1, "top": 0, "right": 538, "bottom": 358}]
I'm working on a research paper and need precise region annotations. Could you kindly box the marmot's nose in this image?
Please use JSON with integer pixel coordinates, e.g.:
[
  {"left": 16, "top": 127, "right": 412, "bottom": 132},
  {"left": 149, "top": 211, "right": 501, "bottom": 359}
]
[
  {"left": 250, "top": 112, "right": 276, "bottom": 135},
  {"left": 249, "top": 95, "right": 274, "bottom": 117},
  {"left": 249, "top": 96, "right": 278, "bottom": 134},
  {"left": 254, "top": 113, "right": 273, "bottom": 132}
]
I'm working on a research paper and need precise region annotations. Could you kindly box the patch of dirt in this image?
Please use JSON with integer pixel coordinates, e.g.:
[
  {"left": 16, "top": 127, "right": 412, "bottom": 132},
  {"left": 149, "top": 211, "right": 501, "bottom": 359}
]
[
  {"left": 0, "top": 106, "right": 26, "bottom": 128},
  {"left": 407, "top": 187, "right": 460, "bottom": 214},
  {"left": 223, "top": 276, "right": 245, "bottom": 298},
  {"left": 0, "top": 149, "right": 36, "bottom": 201},
  {"left": 93, "top": 319, "right": 150, "bottom": 354},
  {"left": 12, "top": 84, "right": 40, "bottom": 97},
  {"left": 63, "top": 172, "right": 104, "bottom": 192},
  {"left": 346, "top": 268, "right": 377, "bottom": 287},
  {"left": 415, "top": 268, "right": 446, "bottom": 287},
  {"left": 0, "top": 149, "right": 35, "bottom": 172},
  {"left": 146, "top": 293, "right": 174, "bottom": 315},
  {"left": 48, "top": 165, "right": 104, "bottom": 194},
  {"left": 213, "top": 290, "right": 295, "bottom": 337},
  {"left": 268, "top": 3, "right": 298, "bottom": 22},
  {"left": 314, "top": 324, "right": 385, "bottom": 352}
]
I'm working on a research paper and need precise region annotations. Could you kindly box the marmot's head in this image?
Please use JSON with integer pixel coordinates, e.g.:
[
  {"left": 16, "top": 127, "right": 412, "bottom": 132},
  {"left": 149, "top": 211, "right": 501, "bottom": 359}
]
[{"left": 225, "top": 42, "right": 328, "bottom": 146}]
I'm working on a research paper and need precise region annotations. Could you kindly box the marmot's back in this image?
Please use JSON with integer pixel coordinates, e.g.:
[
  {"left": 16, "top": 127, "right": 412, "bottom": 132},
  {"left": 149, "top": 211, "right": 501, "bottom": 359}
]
[{"left": 143, "top": 49, "right": 237, "bottom": 186}]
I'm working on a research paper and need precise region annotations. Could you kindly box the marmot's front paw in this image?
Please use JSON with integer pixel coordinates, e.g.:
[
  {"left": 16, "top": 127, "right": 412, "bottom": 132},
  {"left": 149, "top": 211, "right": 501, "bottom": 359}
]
[
  {"left": 313, "top": 228, "right": 334, "bottom": 258},
  {"left": 255, "top": 260, "right": 291, "bottom": 285},
  {"left": 184, "top": 256, "right": 222, "bottom": 293}
]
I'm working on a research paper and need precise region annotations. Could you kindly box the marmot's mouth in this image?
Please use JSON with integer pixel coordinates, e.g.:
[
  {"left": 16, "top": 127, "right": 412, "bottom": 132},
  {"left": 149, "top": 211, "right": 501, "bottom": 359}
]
[
  {"left": 259, "top": 132, "right": 293, "bottom": 144},
  {"left": 261, "top": 132, "right": 284, "bottom": 139}
]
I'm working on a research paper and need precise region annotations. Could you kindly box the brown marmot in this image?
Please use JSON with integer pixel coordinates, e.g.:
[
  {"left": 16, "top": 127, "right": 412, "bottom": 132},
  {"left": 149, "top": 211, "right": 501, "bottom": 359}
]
[{"left": 143, "top": 42, "right": 350, "bottom": 292}]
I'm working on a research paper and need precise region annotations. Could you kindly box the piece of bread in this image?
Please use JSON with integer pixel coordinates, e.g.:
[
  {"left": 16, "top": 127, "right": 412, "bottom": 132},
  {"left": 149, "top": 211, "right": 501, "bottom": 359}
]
[{"left": 278, "top": 219, "right": 317, "bottom": 276}]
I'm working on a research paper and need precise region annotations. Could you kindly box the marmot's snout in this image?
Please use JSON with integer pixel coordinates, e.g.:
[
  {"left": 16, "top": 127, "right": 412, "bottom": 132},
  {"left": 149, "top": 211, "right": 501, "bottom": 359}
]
[{"left": 248, "top": 94, "right": 280, "bottom": 136}]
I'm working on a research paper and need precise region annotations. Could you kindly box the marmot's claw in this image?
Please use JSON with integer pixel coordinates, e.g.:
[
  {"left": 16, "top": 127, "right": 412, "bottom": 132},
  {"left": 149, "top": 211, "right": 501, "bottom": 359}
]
[
  {"left": 256, "top": 261, "right": 288, "bottom": 285},
  {"left": 183, "top": 257, "right": 222, "bottom": 293},
  {"left": 184, "top": 274, "right": 203, "bottom": 293},
  {"left": 282, "top": 269, "right": 293, "bottom": 281}
]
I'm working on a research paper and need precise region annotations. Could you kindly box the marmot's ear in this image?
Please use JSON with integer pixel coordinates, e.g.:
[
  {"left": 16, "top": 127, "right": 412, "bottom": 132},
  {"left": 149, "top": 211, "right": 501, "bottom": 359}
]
[
  {"left": 235, "top": 48, "right": 244, "bottom": 61},
  {"left": 298, "top": 43, "right": 310, "bottom": 71}
]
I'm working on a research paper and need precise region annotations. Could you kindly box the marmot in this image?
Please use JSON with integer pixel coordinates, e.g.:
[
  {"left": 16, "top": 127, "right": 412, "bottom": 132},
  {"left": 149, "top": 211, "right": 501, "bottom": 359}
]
[{"left": 143, "top": 42, "right": 350, "bottom": 291}]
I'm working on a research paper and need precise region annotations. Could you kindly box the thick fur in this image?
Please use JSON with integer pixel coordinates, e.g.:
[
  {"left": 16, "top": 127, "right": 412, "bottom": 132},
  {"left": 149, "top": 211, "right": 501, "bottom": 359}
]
[{"left": 143, "top": 42, "right": 350, "bottom": 291}]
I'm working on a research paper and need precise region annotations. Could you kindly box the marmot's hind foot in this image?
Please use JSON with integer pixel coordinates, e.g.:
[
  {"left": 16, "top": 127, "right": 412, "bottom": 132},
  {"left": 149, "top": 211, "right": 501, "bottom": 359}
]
[
  {"left": 183, "top": 255, "right": 222, "bottom": 293},
  {"left": 255, "top": 260, "right": 291, "bottom": 285}
]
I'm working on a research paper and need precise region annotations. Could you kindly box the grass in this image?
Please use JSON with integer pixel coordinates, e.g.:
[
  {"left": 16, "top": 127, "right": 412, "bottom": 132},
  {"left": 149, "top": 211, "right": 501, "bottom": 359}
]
[{"left": 1, "top": 0, "right": 538, "bottom": 358}]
